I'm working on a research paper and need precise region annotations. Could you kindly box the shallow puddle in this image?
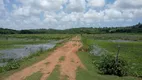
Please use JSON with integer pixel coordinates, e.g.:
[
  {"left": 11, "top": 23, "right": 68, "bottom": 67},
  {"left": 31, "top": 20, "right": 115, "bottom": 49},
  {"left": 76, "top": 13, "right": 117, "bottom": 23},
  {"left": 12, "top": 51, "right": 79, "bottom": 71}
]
[
  {"left": 111, "top": 40, "right": 134, "bottom": 43},
  {"left": 0, "top": 40, "right": 62, "bottom": 66}
]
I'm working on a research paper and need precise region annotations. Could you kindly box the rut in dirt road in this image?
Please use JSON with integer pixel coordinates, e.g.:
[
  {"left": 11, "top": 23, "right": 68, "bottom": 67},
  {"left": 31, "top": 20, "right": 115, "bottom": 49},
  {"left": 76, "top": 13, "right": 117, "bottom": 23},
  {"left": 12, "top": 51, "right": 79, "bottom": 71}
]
[{"left": 6, "top": 36, "right": 85, "bottom": 80}]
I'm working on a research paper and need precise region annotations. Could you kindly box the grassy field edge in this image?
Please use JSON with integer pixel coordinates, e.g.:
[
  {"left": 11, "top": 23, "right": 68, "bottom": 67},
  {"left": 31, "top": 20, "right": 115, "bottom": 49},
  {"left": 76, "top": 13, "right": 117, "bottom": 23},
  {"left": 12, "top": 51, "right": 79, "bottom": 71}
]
[
  {"left": 76, "top": 35, "right": 141, "bottom": 80},
  {"left": 0, "top": 37, "right": 70, "bottom": 80}
]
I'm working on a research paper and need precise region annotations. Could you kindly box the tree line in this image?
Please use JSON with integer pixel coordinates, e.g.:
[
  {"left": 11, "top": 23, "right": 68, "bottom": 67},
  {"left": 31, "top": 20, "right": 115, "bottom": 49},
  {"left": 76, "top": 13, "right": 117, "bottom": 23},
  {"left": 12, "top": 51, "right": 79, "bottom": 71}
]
[{"left": 0, "top": 23, "right": 142, "bottom": 34}]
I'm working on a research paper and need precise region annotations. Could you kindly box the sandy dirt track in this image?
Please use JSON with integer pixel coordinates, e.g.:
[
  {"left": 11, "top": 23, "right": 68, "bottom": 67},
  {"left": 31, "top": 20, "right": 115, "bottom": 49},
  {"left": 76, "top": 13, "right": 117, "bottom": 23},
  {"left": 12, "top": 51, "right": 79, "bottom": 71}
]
[{"left": 6, "top": 36, "right": 85, "bottom": 80}]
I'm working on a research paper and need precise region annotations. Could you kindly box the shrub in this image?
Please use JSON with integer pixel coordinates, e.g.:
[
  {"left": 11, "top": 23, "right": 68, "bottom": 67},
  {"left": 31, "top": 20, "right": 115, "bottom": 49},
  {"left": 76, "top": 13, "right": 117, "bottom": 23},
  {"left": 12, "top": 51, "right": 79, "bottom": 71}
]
[
  {"left": 4, "top": 60, "right": 20, "bottom": 71},
  {"left": 97, "top": 55, "right": 128, "bottom": 76},
  {"left": 0, "top": 60, "right": 20, "bottom": 73}
]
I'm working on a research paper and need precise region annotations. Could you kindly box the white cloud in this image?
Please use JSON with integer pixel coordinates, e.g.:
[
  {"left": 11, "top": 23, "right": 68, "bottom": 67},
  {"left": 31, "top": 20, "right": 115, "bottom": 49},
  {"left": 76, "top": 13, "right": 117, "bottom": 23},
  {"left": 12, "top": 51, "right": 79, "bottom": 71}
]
[
  {"left": 44, "top": 13, "right": 57, "bottom": 23},
  {"left": 133, "top": 8, "right": 142, "bottom": 18},
  {"left": 61, "top": 12, "right": 83, "bottom": 22},
  {"left": 106, "top": 0, "right": 142, "bottom": 21},
  {"left": 13, "top": 5, "right": 41, "bottom": 17},
  {"left": 13, "top": 6, "right": 31, "bottom": 17},
  {"left": 0, "top": 0, "right": 142, "bottom": 29},
  {"left": 65, "top": 0, "right": 86, "bottom": 12},
  {"left": 104, "top": 9, "right": 122, "bottom": 20},
  {"left": 87, "top": 0, "right": 105, "bottom": 8},
  {"left": 34, "top": 0, "right": 64, "bottom": 11},
  {"left": 112, "top": 0, "right": 142, "bottom": 9},
  {"left": 19, "top": 0, "right": 67, "bottom": 11},
  {"left": 84, "top": 9, "right": 104, "bottom": 21}
]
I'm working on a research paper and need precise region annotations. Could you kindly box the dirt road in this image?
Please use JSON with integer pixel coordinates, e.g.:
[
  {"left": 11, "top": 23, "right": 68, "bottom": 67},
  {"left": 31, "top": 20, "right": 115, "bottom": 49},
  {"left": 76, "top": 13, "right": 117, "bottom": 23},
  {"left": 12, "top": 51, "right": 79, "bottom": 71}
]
[{"left": 6, "top": 36, "right": 85, "bottom": 80}]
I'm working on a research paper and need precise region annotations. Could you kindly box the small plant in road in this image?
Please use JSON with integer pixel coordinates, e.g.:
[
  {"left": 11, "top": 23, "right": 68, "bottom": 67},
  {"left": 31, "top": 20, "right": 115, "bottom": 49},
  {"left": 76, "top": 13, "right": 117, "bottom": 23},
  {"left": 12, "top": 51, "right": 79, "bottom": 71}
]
[{"left": 59, "top": 56, "right": 65, "bottom": 62}]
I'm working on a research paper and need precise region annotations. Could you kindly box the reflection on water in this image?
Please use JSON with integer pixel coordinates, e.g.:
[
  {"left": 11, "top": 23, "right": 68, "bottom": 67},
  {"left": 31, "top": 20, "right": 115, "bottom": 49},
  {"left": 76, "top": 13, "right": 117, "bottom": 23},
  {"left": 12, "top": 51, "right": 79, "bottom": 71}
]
[
  {"left": 0, "top": 40, "right": 61, "bottom": 66},
  {"left": 111, "top": 40, "right": 133, "bottom": 43},
  {"left": 0, "top": 43, "right": 55, "bottom": 59},
  {"left": 90, "top": 45, "right": 109, "bottom": 56}
]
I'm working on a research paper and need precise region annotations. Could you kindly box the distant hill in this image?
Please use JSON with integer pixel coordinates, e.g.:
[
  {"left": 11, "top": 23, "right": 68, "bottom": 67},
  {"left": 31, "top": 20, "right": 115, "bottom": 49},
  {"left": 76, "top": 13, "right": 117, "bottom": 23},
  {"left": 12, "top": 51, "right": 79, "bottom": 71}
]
[
  {"left": 0, "top": 28, "right": 19, "bottom": 34},
  {"left": 0, "top": 23, "right": 142, "bottom": 34}
]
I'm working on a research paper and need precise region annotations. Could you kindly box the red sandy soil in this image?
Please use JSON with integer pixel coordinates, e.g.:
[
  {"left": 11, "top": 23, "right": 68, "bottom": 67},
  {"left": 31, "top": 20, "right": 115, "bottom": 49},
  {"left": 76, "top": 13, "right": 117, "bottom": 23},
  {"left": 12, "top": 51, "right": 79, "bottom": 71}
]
[{"left": 6, "top": 36, "right": 85, "bottom": 80}]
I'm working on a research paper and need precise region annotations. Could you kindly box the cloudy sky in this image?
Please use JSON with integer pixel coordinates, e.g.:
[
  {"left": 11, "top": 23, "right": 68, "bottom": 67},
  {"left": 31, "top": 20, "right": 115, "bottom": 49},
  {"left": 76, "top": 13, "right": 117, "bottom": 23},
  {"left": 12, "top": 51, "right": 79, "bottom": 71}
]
[{"left": 0, "top": 0, "right": 142, "bottom": 30}]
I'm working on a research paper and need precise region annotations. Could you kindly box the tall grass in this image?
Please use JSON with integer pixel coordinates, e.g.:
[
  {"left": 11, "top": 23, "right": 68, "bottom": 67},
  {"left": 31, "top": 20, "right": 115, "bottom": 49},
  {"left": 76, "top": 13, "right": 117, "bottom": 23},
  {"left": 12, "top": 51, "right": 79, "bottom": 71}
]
[
  {"left": 0, "top": 34, "right": 73, "bottom": 50},
  {"left": 82, "top": 34, "right": 142, "bottom": 41},
  {"left": 0, "top": 37, "right": 67, "bottom": 79},
  {"left": 80, "top": 34, "right": 142, "bottom": 78},
  {"left": 0, "top": 34, "right": 73, "bottom": 40}
]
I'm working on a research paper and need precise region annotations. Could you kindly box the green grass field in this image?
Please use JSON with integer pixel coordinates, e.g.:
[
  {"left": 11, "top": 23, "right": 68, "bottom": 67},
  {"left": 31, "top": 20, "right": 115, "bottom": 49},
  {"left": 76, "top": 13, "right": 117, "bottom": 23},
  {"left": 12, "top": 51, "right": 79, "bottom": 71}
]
[
  {"left": 93, "top": 40, "right": 142, "bottom": 76},
  {"left": 0, "top": 40, "right": 48, "bottom": 50},
  {"left": 83, "top": 33, "right": 142, "bottom": 41},
  {"left": 77, "top": 51, "right": 139, "bottom": 80},
  {"left": 0, "top": 34, "right": 142, "bottom": 80},
  {"left": 25, "top": 71, "right": 43, "bottom": 80},
  {"left": 0, "top": 34, "right": 72, "bottom": 80},
  {"left": 76, "top": 34, "right": 142, "bottom": 80},
  {"left": 47, "top": 65, "right": 60, "bottom": 80},
  {"left": 0, "top": 34, "right": 73, "bottom": 40},
  {"left": 0, "top": 34, "right": 73, "bottom": 50}
]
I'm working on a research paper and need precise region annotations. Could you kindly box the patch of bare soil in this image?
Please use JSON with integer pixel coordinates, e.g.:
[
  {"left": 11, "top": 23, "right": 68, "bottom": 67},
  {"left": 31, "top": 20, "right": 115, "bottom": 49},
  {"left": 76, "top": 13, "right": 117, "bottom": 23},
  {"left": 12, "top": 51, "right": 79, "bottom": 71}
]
[{"left": 6, "top": 36, "right": 85, "bottom": 80}]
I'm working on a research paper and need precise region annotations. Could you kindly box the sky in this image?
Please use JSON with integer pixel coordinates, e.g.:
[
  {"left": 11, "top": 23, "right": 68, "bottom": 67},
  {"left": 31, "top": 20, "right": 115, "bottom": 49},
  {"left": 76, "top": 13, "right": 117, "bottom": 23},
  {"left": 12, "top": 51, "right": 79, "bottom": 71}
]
[{"left": 0, "top": 0, "right": 142, "bottom": 30}]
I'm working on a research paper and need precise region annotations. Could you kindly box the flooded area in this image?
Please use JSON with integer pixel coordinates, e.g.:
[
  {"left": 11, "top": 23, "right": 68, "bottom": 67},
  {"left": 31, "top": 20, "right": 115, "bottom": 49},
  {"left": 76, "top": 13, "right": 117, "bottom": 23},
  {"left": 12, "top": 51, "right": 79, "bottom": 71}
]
[
  {"left": 90, "top": 40, "right": 135, "bottom": 56},
  {"left": 0, "top": 40, "right": 62, "bottom": 66},
  {"left": 110, "top": 40, "right": 134, "bottom": 43},
  {"left": 90, "top": 45, "right": 109, "bottom": 56},
  {"left": 0, "top": 43, "right": 55, "bottom": 59}
]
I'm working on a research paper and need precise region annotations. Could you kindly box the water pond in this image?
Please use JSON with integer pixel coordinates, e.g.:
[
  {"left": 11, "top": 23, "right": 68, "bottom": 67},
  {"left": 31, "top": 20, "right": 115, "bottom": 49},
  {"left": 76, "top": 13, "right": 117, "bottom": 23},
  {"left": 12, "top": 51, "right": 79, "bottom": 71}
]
[{"left": 0, "top": 40, "right": 61, "bottom": 66}]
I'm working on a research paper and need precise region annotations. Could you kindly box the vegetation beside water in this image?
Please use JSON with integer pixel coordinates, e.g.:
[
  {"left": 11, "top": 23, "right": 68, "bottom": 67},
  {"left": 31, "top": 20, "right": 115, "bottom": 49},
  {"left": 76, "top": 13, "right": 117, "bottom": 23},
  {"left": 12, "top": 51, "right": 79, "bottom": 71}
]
[
  {"left": 0, "top": 34, "right": 73, "bottom": 50},
  {"left": 93, "top": 40, "right": 142, "bottom": 77},
  {"left": 76, "top": 34, "right": 142, "bottom": 80},
  {"left": 0, "top": 34, "right": 73, "bottom": 40},
  {"left": 0, "top": 40, "right": 48, "bottom": 50},
  {"left": 0, "top": 34, "right": 72, "bottom": 80},
  {"left": 83, "top": 33, "right": 142, "bottom": 41},
  {"left": 0, "top": 26, "right": 142, "bottom": 80},
  {"left": 0, "top": 45, "right": 53, "bottom": 79}
]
